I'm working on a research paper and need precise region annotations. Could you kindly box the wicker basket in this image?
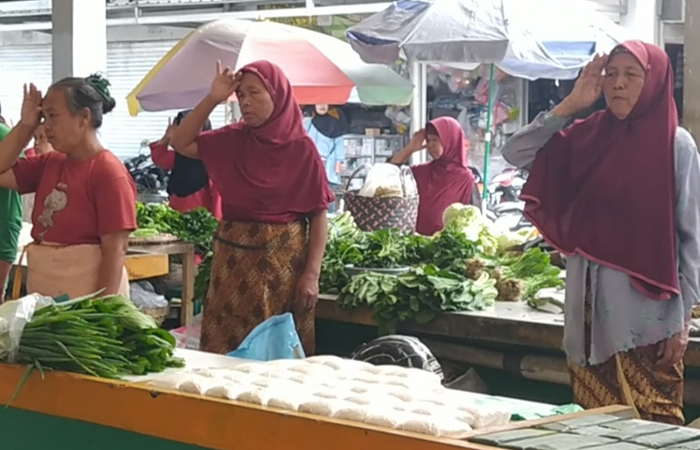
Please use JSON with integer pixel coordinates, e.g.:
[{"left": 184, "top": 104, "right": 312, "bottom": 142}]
[
  {"left": 344, "top": 165, "right": 418, "bottom": 234},
  {"left": 142, "top": 306, "right": 170, "bottom": 326}
]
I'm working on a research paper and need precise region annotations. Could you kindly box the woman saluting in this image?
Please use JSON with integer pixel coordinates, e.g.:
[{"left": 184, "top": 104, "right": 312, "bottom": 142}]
[
  {"left": 171, "top": 61, "right": 333, "bottom": 355},
  {"left": 1, "top": 76, "right": 136, "bottom": 299},
  {"left": 502, "top": 41, "right": 700, "bottom": 423}
]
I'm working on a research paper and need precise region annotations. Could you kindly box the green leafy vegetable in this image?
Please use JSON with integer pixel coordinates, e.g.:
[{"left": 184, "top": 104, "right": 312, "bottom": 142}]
[
  {"left": 338, "top": 265, "right": 497, "bottom": 334},
  {"left": 13, "top": 294, "right": 184, "bottom": 380}
]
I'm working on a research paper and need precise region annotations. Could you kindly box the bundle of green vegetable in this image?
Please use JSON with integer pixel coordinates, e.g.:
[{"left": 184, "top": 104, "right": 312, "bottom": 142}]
[
  {"left": 135, "top": 202, "right": 218, "bottom": 254},
  {"left": 13, "top": 294, "right": 184, "bottom": 379},
  {"left": 339, "top": 265, "right": 497, "bottom": 334},
  {"left": 465, "top": 248, "right": 564, "bottom": 302}
]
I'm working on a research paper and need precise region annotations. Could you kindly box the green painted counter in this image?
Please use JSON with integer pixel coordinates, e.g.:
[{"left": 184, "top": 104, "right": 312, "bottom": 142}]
[{"left": 2, "top": 408, "right": 208, "bottom": 450}]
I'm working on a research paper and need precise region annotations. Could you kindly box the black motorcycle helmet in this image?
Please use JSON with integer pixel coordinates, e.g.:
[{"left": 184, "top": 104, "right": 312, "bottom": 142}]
[{"left": 349, "top": 335, "right": 444, "bottom": 381}]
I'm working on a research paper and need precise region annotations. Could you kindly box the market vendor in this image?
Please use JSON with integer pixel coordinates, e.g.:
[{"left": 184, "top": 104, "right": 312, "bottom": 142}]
[
  {"left": 304, "top": 104, "right": 348, "bottom": 212},
  {"left": 390, "top": 116, "right": 479, "bottom": 236},
  {"left": 171, "top": 60, "right": 334, "bottom": 356},
  {"left": 0, "top": 76, "right": 137, "bottom": 300},
  {"left": 0, "top": 114, "right": 21, "bottom": 303},
  {"left": 502, "top": 41, "right": 700, "bottom": 424},
  {"left": 150, "top": 111, "right": 222, "bottom": 219}
]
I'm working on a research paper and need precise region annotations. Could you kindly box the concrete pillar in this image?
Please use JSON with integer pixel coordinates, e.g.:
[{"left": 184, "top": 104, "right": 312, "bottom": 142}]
[
  {"left": 684, "top": 0, "right": 700, "bottom": 138},
  {"left": 619, "top": 0, "right": 659, "bottom": 43},
  {"left": 51, "top": 0, "right": 107, "bottom": 82}
]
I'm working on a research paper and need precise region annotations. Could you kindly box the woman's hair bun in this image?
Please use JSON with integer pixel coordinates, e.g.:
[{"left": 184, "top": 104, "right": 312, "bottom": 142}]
[{"left": 85, "top": 73, "right": 116, "bottom": 114}]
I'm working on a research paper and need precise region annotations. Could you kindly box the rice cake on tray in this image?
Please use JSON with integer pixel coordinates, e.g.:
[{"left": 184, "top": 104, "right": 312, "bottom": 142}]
[
  {"left": 627, "top": 427, "right": 700, "bottom": 448},
  {"left": 497, "top": 432, "right": 616, "bottom": 450},
  {"left": 147, "top": 356, "right": 511, "bottom": 439}
]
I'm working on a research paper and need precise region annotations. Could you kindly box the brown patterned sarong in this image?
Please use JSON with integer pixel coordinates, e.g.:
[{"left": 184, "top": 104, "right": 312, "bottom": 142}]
[
  {"left": 200, "top": 220, "right": 315, "bottom": 356},
  {"left": 568, "top": 273, "right": 684, "bottom": 425}
]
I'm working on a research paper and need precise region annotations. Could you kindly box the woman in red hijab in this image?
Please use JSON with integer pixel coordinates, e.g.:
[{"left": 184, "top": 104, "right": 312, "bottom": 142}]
[
  {"left": 391, "top": 116, "right": 478, "bottom": 236},
  {"left": 502, "top": 41, "right": 700, "bottom": 424},
  {"left": 171, "top": 60, "right": 334, "bottom": 356}
]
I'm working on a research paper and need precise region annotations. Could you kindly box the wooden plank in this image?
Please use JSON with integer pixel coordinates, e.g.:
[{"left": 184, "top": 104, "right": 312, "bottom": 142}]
[
  {"left": 316, "top": 295, "right": 700, "bottom": 365},
  {"left": 125, "top": 253, "right": 169, "bottom": 281},
  {"left": 0, "top": 364, "right": 495, "bottom": 450}
]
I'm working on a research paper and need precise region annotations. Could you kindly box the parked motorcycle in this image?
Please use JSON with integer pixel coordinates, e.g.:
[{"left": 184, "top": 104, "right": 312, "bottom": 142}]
[
  {"left": 124, "top": 140, "right": 169, "bottom": 195},
  {"left": 488, "top": 167, "right": 527, "bottom": 205}
]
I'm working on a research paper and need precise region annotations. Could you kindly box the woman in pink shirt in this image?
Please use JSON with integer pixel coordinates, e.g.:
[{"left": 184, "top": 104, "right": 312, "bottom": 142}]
[{"left": 150, "top": 111, "right": 222, "bottom": 219}]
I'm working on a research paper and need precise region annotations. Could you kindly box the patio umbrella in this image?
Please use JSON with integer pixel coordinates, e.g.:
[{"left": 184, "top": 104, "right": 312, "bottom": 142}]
[
  {"left": 347, "top": 0, "right": 627, "bottom": 197},
  {"left": 347, "top": 0, "right": 626, "bottom": 80},
  {"left": 126, "top": 19, "right": 414, "bottom": 116}
]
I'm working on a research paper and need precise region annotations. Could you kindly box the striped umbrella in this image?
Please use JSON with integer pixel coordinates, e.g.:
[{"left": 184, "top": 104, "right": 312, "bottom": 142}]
[{"left": 126, "top": 19, "right": 413, "bottom": 116}]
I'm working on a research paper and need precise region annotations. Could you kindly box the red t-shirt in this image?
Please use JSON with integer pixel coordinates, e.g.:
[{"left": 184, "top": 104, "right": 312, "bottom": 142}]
[
  {"left": 12, "top": 151, "right": 137, "bottom": 245},
  {"left": 149, "top": 142, "right": 223, "bottom": 220}
]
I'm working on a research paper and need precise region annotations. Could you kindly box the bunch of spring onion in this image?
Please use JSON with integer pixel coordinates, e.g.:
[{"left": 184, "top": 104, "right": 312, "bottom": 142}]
[{"left": 14, "top": 294, "right": 184, "bottom": 379}]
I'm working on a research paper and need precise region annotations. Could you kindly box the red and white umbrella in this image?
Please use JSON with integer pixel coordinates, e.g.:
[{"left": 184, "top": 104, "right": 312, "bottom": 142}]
[{"left": 127, "top": 19, "right": 413, "bottom": 116}]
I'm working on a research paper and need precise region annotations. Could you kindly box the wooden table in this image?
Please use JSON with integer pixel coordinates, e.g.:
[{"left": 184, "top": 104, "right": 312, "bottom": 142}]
[
  {"left": 0, "top": 351, "right": 635, "bottom": 450},
  {"left": 128, "top": 240, "right": 196, "bottom": 327},
  {"left": 316, "top": 295, "right": 700, "bottom": 405}
]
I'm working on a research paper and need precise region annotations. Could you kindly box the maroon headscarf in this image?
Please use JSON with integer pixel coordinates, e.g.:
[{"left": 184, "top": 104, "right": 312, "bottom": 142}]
[
  {"left": 197, "top": 61, "right": 334, "bottom": 223},
  {"left": 412, "top": 116, "right": 476, "bottom": 236},
  {"left": 520, "top": 41, "right": 679, "bottom": 300}
]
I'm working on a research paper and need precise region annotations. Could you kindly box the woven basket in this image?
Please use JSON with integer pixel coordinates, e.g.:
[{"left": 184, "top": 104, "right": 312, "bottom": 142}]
[{"left": 344, "top": 166, "right": 418, "bottom": 234}]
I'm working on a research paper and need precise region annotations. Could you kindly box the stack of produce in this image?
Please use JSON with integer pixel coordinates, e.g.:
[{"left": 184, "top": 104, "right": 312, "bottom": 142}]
[
  {"left": 2, "top": 294, "right": 184, "bottom": 380},
  {"left": 148, "top": 356, "right": 511, "bottom": 438},
  {"left": 135, "top": 202, "right": 218, "bottom": 254},
  {"left": 135, "top": 202, "right": 219, "bottom": 303},
  {"left": 323, "top": 206, "right": 564, "bottom": 330}
]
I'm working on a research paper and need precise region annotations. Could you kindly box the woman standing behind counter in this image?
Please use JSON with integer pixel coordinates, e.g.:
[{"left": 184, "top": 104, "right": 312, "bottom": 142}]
[
  {"left": 0, "top": 76, "right": 136, "bottom": 300},
  {"left": 150, "top": 111, "right": 222, "bottom": 219},
  {"left": 391, "top": 116, "right": 478, "bottom": 236},
  {"left": 171, "top": 60, "right": 334, "bottom": 356},
  {"left": 502, "top": 41, "right": 700, "bottom": 424}
]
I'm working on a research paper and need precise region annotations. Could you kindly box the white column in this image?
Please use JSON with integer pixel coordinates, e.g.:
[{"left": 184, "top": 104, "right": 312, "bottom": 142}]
[
  {"left": 51, "top": 0, "right": 107, "bottom": 82},
  {"left": 619, "top": 0, "right": 660, "bottom": 44},
  {"left": 684, "top": 0, "right": 700, "bottom": 139}
]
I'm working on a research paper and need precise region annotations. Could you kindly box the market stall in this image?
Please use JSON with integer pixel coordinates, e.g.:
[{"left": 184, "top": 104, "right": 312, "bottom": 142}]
[{"left": 0, "top": 348, "right": 641, "bottom": 450}]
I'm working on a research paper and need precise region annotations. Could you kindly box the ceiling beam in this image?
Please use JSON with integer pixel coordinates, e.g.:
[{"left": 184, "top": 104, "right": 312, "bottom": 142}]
[{"left": 0, "top": 2, "right": 389, "bottom": 31}]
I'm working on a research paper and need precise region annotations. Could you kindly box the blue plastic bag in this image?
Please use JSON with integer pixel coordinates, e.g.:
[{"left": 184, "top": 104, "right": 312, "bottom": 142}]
[{"left": 227, "top": 313, "right": 305, "bottom": 361}]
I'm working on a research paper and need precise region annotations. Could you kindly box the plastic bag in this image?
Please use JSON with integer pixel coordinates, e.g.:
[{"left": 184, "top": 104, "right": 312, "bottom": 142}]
[
  {"left": 130, "top": 281, "right": 168, "bottom": 309},
  {"left": 358, "top": 163, "right": 417, "bottom": 198},
  {"left": 227, "top": 313, "right": 305, "bottom": 361},
  {"left": 0, "top": 294, "right": 55, "bottom": 362},
  {"left": 169, "top": 313, "right": 202, "bottom": 350}
]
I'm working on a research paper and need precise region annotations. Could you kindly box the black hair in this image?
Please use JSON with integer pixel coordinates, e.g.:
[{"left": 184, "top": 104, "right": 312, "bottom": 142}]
[
  {"left": 49, "top": 73, "right": 116, "bottom": 129},
  {"left": 175, "top": 109, "right": 212, "bottom": 131}
]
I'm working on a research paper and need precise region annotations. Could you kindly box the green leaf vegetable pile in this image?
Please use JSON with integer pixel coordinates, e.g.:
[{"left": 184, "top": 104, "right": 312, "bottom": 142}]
[
  {"left": 135, "top": 202, "right": 219, "bottom": 302},
  {"left": 324, "top": 206, "right": 564, "bottom": 332},
  {"left": 11, "top": 294, "right": 184, "bottom": 379},
  {"left": 135, "top": 202, "right": 218, "bottom": 254}
]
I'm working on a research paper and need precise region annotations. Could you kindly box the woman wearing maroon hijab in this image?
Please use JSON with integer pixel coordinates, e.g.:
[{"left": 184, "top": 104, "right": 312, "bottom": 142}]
[
  {"left": 503, "top": 41, "right": 700, "bottom": 424},
  {"left": 171, "top": 60, "right": 334, "bottom": 356},
  {"left": 391, "top": 116, "right": 478, "bottom": 236}
]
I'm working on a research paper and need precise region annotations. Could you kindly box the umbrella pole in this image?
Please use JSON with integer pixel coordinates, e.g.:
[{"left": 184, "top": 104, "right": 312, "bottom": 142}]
[{"left": 482, "top": 63, "right": 497, "bottom": 202}]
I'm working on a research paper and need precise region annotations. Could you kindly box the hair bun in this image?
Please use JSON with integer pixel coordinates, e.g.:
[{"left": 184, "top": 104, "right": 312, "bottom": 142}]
[{"left": 85, "top": 73, "right": 116, "bottom": 114}]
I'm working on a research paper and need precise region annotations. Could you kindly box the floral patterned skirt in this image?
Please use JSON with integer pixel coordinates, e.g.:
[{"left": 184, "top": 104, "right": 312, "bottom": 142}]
[
  {"left": 199, "top": 220, "right": 314, "bottom": 356},
  {"left": 568, "top": 274, "right": 684, "bottom": 425}
]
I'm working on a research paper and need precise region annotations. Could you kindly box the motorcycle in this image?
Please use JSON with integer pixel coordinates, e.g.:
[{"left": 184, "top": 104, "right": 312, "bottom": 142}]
[
  {"left": 488, "top": 167, "right": 527, "bottom": 205},
  {"left": 124, "top": 140, "right": 169, "bottom": 195}
]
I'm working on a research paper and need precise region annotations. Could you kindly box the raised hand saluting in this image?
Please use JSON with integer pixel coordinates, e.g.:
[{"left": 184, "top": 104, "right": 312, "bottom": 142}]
[
  {"left": 20, "top": 83, "right": 43, "bottom": 129},
  {"left": 209, "top": 60, "right": 242, "bottom": 104}
]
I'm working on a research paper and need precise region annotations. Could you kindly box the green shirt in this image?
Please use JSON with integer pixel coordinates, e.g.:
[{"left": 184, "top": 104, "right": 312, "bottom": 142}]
[{"left": 0, "top": 123, "right": 23, "bottom": 264}]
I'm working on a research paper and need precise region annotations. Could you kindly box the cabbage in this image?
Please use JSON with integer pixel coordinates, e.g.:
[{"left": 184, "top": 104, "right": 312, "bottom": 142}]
[{"left": 443, "top": 203, "right": 531, "bottom": 254}]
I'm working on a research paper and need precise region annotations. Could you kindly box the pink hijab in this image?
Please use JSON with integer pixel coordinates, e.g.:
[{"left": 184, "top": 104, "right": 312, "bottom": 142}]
[
  {"left": 197, "top": 61, "right": 335, "bottom": 223},
  {"left": 521, "top": 41, "right": 679, "bottom": 300},
  {"left": 412, "top": 116, "right": 476, "bottom": 236}
]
